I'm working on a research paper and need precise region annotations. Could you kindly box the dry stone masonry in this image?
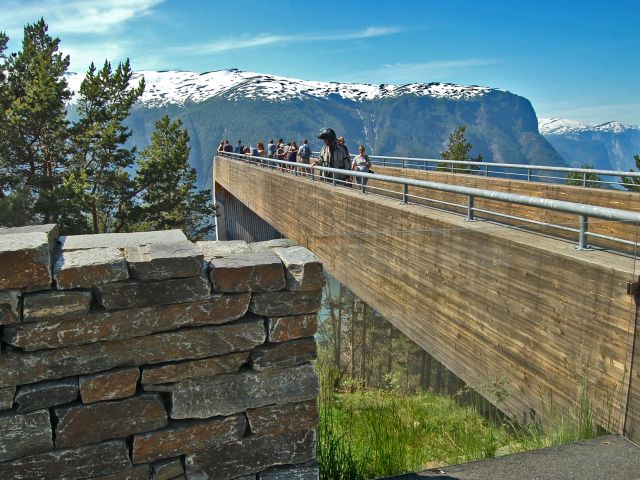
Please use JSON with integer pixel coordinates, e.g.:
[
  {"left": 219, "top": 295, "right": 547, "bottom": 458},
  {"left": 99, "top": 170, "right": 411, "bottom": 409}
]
[{"left": 0, "top": 225, "right": 323, "bottom": 480}]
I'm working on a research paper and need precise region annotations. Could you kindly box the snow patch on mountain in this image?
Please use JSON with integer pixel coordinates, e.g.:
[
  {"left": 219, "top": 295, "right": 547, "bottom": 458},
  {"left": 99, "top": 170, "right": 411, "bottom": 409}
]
[
  {"left": 539, "top": 117, "right": 639, "bottom": 135},
  {"left": 66, "top": 68, "right": 495, "bottom": 107}
]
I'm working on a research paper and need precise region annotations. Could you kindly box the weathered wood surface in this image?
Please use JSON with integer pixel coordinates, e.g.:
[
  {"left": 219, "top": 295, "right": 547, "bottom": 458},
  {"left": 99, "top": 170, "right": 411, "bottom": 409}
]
[
  {"left": 366, "top": 165, "right": 640, "bottom": 251},
  {"left": 215, "top": 156, "right": 640, "bottom": 440}
]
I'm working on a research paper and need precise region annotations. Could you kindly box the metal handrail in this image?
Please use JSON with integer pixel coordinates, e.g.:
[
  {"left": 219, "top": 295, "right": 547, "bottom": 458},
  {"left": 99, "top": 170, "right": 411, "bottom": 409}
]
[
  {"left": 363, "top": 154, "right": 640, "bottom": 179},
  {"left": 216, "top": 152, "right": 640, "bottom": 250}
]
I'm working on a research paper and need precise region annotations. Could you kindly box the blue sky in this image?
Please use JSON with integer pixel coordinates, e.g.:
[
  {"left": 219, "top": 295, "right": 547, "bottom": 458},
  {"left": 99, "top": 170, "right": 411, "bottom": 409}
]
[{"left": 1, "top": 0, "right": 639, "bottom": 125}]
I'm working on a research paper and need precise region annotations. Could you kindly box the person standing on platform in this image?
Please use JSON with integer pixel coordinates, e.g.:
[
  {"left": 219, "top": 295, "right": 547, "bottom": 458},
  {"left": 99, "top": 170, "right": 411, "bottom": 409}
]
[
  {"left": 352, "top": 145, "right": 372, "bottom": 193},
  {"left": 312, "top": 128, "right": 351, "bottom": 184}
]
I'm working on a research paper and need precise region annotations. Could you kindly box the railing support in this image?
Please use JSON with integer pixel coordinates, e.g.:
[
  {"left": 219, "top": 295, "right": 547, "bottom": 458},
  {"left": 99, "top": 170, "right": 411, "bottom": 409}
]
[
  {"left": 527, "top": 168, "right": 532, "bottom": 182},
  {"left": 582, "top": 172, "right": 587, "bottom": 188},
  {"left": 402, "top": 184, "right": 408, "bottom": 205},
  {"left": 578, "top": 215, "right": 589, "bottom": 250},
  {"left": 467, "top": 195, "right": 475, "bottom": 221}
]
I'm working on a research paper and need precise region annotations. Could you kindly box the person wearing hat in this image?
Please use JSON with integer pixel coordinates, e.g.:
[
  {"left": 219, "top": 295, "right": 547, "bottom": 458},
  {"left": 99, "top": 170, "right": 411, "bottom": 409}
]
[{"left": 312, "top": 128, "right": 351, "bottom": 184}]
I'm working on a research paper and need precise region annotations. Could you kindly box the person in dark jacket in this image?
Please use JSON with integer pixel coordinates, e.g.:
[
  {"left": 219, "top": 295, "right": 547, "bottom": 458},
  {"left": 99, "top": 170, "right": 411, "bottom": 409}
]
[{"left": 312, "top": 128, "right": 351, "bottom": 184}]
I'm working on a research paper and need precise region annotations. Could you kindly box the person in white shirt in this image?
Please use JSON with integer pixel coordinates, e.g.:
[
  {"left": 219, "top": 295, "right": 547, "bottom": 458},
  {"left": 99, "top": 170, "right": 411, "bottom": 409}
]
[{"left": 351, "top": 145, "right": 372, "bottom": 193}]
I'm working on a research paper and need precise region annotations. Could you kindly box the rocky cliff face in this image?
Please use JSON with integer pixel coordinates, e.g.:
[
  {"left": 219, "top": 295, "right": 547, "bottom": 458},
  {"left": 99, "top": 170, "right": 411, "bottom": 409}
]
[
  {"left": 539, "top": 118, "right": 640, "bottom": 172},
  {"left": 68, "top": 69, "right": 566, "bottom": 189}
]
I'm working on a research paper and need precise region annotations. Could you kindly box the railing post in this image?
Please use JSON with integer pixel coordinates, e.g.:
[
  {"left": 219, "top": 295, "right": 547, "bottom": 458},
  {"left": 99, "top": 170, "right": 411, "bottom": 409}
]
[
  {"left": 402, "top": 159, "right": 406, "bottom": 169},
  {"left": 578, "top": 215, "right": 589, "bottom": 250},
  {"left": 402, "top": 184, "right": 408, "bottom": 205},
  {"left": 484, "top": 165, "right": 488, "bottom": 177},
  {"left": 527, "top": 168, "right": 532, "bottom": 182},
  {"left": 582, "top": 172, "right": 587, "bottom": 188},
  {"left": 332, "top": 172, "right": 336, "bottom": 186},
  {"left": 467, "top": 195, "right": 475, "bottom": 221}
]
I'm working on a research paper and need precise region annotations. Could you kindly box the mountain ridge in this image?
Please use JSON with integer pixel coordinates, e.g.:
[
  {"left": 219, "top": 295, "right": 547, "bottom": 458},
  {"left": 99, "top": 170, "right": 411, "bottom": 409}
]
[
  {"left": 66, "top": 68, "right": 569, "bottom": 189},
  {"left": 66, "top": 68, "right": 499, "bottom": 106}
]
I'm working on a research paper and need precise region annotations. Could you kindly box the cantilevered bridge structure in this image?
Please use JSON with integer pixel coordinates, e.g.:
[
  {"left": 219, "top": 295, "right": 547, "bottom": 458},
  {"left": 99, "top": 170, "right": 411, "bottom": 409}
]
[{"left": 213, "top": 152, "right": 640, "bottom": 443}]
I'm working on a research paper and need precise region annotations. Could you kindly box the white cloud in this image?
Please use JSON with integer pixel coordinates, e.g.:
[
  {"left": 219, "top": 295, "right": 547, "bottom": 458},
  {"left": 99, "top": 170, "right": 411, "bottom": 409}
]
[
  {"left": 361, "top": 58, "right": 500, "bottom": 83},
  {"left": 61, "top": 41, "right": 131, "bottom": 73},
  {"left": 174, "top": 26, "right": 402, "bottom": 55},
  {"left": 0, "top": 0, "right": 164, "bottom": 35}
]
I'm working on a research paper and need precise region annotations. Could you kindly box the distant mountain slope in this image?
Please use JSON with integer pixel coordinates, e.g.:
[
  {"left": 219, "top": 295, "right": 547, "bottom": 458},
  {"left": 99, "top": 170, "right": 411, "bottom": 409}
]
[
  {"left": 539, "top": 118, "right": 640, "bottom": 172},
  {"left": 68, "top": 69, "right": 566, "bottom": 189}
]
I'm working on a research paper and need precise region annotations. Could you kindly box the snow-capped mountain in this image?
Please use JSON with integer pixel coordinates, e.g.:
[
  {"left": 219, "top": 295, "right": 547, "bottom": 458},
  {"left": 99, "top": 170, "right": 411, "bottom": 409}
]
[
  {"left": 71, "top": 68, "right": 565, "bottom": 189},
  {"left": 67, "top": 69, "right": 495, "bottom": 106},
  {"left": 539, "top": 118, "right": 640, "bottom": 171}
]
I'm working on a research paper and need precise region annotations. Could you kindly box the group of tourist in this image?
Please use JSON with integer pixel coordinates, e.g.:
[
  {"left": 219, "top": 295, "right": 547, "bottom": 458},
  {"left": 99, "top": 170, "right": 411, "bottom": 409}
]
[{"left": 217, "top": 127, "right": 373, "bottom": 193}]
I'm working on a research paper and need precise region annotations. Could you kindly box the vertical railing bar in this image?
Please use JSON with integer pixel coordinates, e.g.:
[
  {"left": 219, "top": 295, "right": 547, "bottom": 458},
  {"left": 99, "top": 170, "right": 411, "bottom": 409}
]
[{"left": 578, "top": 215, "right": 588, "bottom": 250}]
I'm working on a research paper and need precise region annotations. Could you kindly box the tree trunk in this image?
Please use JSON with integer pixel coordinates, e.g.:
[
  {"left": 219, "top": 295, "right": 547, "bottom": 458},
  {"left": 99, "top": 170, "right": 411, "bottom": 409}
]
[
  {"left": 349, "top": 299, "right": 356, "bottom": 382},
  {"left": 335, "top": 285, "right": 343, "bottom": 371},
  {"left": 360, "top": 303, "right": 367, "bottom": 384}
]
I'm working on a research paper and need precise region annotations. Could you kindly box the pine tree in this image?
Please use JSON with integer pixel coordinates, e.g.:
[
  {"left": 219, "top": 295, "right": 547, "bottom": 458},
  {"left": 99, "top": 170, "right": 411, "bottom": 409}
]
[
  {"left": 0, "top": 19, "right": 71, "bottom": 225},
  {"left": 564, "top": 164, "right": 602, "bottom": 188},
  {"left": 621, "top": 155, "right": 640, "bottom": 192},
  {"left": 438, "top": 125, "right": 483, "bottom": 174},
  {"left": 131, "top": 116, "right": 216, "bottom": 240},
  {"left": 69, "top": 59, "right": 144, "bottom": 233}
]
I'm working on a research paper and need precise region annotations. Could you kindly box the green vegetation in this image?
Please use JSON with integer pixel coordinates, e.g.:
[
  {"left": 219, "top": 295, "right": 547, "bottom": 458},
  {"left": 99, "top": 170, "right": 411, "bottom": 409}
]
[
  {"left": 0, "top": 19, "right": 215, "bottom": 239},
  {"left": 317, "top": 277, "right": 601, "bottom": 480},
  {"left": 564, "top": 164, "right": 602, "bottom": 187},
  {"left": 620, "top": 154, "right": 640, "bottom": 191},
  {"left": 438, "top": 125, "right": 483, "bottom": 174}
]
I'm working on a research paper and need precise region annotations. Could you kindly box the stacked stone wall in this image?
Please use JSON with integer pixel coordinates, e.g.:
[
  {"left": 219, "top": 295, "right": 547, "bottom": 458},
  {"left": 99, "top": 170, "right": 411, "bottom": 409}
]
[{"left": 0, "top": 225, "right": 322, "bottom": 480}]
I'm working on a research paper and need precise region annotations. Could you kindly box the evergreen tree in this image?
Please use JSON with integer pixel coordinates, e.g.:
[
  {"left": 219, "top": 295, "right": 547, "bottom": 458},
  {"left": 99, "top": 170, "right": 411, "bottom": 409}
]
[
  {"left": 564, "top": 164, "right": 602, "bottom": 188},
  {"left": 438, "top": 125, "right": 483, "bottom": 174},
  {"left": 69, "top": 59, "right": 144, "bottom": 233},
  {"left": 131, "top": 116, "right": 216, "bottom": 240},
  {"left": 620, "top": 155, "right": 640, "bottom": 192},
  {"left": 0, "top": 19, "right": 71, "bottom": 225}
]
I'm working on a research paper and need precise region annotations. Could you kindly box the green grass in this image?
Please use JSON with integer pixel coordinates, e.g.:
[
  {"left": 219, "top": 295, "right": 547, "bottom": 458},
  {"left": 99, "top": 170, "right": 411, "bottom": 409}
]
[{"left": 317, "top": 370, "right": 600, "bottom": 480}]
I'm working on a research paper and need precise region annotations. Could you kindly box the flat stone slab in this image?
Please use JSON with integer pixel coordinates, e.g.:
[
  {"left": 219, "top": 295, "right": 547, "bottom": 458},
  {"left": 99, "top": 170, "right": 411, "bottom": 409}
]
[
  {"left": 250, "top": 337, "right": 317, "bottom": 371},
  {"left": 54, "top": 247, "right": 128, "bottom": 289},
  {"left": 0, "top": 440, "right": 131, "bottom": 480},
  {"left": 169, "top": 363, "right": 319, "bottom": 419},
  {"left": 0, "top": 289, "right": 21, "bottom": 325},
  {"left": 268, "top": 314, "right": 318, "bottom": 342},
  {"left": 55, "top": 394, "right": 168, "bottom": 448},
  {"left": 152, "top": 458, "right": 184, "bottom": 480},
  {"left": 132, "top": 414, "right": 246, "bottom": 464},
  {"left": 141, "top": 351, "right": 249, "bottom": 385},
  {"left": 247, "top": 399, "right": 319, "bottom": 435},
  {"left": 0, "top": 231, "right": 53, "bottom": 290},
  {"left": 385, "top": 435, "right": 640, "bottom": 480},
  {"left": 4, "top": 294, "right": 250, "bottom": 351},
  {"left": 59, "top": 230, "right": 187, "bottom": 250},
  {"left": 125, "top": 241, "right": 203, "bottom": 280},
  {"left": 92, "top": 464, "right": 150, "bottom": 480},
  {"left": 0, "top": 386, "right": 15, "bottom": 410},
  {"left": 259, "top": 462, "right": 319, "bottom": 480},
  {"left": 94, "top": 275, "right": 211, "bottom": 310},
  {"left": 274, "top": 246, "right": 324, "bottom": 291},
  {"left": 185, "top": 429, "right": 316, "bottom": 479},
  {"left": 79, "top": 367, "right": 139, "bottom": 403},
  {"left": 209, "top": 251, "right": 285, "bottom": 293},
  {"left": 22, "top": 289, "right": 92, "bottom": 323},
  {"left": 196, "top": 240, "right": 251, "bottom": 260},
  {"left": 249, "top": 239, "right": 297, "bottom": 251},
  {"left": 0, "top": 321, "right": 265, "bottom": 387},
  {"left": 0, "top": 409, "right": 53, "bottom": 462},
  {"left": 15, "top": 377, "right": 79, "bottom": 413},
  {"left": 250, "top": 289, "right": 322, "bottom": 316}
]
